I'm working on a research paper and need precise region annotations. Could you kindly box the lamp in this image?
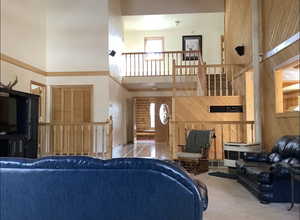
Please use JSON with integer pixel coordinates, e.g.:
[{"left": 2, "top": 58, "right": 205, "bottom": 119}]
[{"left": 235, "top": 46, "right": 245, "bottom": 56}]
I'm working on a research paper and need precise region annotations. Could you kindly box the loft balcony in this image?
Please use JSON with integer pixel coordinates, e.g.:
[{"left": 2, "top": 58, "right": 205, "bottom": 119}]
[{"left": 121, "top": 50, "right": 243, "bottom": 96}]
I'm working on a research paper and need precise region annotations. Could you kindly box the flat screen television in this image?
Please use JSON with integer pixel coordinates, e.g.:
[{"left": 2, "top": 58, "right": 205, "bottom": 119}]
[{"left": 0, "top": 96, "right": 17, "bottom": 134}]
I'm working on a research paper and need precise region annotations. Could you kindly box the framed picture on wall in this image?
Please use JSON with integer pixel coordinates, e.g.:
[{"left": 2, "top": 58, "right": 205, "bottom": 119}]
[{"left": 182, "top": 35, "right": 202, "bottom": 60}]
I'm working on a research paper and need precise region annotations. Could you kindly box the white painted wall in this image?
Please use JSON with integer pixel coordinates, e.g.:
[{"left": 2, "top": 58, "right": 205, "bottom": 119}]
[
  {"left": 46, "top": 76, "right": 110, "bottom": 122},
  {"left": 109, "top": 0, "right": 124, "bottom": 80},
  {"left": 124, "top": 13, "right": 224, "bottom": 64},
  {"left": 0, "top": 0, "right": 46, "bottom": 90},
  {"left": 46, "top": 0, "right": 109, "bottom": 72},
  {"left": 0, "top": 61, "right": 47, "bottom": 93},
  {"left": 108, "top": 78, "right": 131, "bottom": 146}
]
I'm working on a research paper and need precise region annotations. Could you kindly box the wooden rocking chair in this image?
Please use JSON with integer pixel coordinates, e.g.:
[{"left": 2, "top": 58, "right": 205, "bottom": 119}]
[{"left": 176, "top": 129, "right": 216, "bottom": 174}]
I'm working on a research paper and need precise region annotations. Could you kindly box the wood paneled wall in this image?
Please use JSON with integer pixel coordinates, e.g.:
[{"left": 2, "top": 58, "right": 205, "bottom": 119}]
[
  {"left": 260, "top": 0, "right": 300, "bottom": 151},
  {"left": 262, "top": 0, "right": 300, "bottom": 53},
  {"left": 261, "top": 42, "right": 300, "bottom": 151},
  {"left": 175, "top": 96, "right": 244, "bottom": 122},
  {"left": 224, "top": 0, "right": 252, "bottom": 66},
  {"left": 172, "top": 96, "right": 247, "bottom": 160}
]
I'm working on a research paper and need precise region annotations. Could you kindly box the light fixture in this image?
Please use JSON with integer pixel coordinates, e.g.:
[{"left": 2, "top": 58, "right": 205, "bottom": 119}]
[
  {"left": 235, "top": 46, "right": 245, "bottom": 56},
  {"left": 109, "top": 50, "right": 116, "bottom": 57}
]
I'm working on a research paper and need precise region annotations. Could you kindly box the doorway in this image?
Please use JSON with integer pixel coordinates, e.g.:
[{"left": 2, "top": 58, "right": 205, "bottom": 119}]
[
  {"left": 134, "top": 97, "right": 172, "bottom": 143},
  {"left": 30, "top": 81, "right": 47, "bottom": 122}
]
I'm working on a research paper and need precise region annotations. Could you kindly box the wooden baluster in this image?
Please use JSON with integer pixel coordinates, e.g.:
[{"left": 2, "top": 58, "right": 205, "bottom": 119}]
[
  {"left": 208, "top": 69, "right": 211, "bottom": 96},
  {"left": 134, "top": 54, "right": 137, "bottom": 77},
  {"left": 229, "top": 124, "right": 232, "bottom": 142},
  {"left": 81, "top": 125, "right": 84, "bottom": 155},
  {"left": 226, "top": 65, "right": 229, "bottom": 96},
  {"left": 67, "top": 125, "right": 70, "bottom": 156},
  {"left": 180, "top": 52, "right": 183, "bottom": 76},
  {"left": 167, "top": 53, "right": 170, "bottom": 75},
  {"left": 220, "top": 66, "right": 223, "bottom": 96},
  {"left": 129, "top": 54, "right": 132, "bottom": 76},
  {"left": 142, "top": 53, "right": 144, "bottom": 76},
  {"left": 154, "top": 58, "right": 157, "bottom": 76},
  {"left": 214, "top": 67, "right": 217, "bottom": 96},
  {"left": 231, "top": 65, "right": 235, "bottom": 95},
  {"left": 172, "top": 59, "right": 176, "bottom": 97},
  {"left": 137, "top": 54, "right": 140, "bottom": 77},
  {"left": 163, "top": 53, "right": 165, "bottom": 76},
  {"left": 95, "top": 126, "right": 99, "bottom": 157},
  {"left": 150, "top": 60, "right": 153, "bottom": 76},
  {"left": 146, "top": 55, "right": 148, "bottom": 76},
  {"left": 125, "top": 54, "right": 127, "bottom": 76},
  {"left": 221, "top": 124, "right": 224, "bottom": 159},
  {"left": 251, "top": 123, "right": 254, "bottom": 143},
  {"left": 102, "top": 126, "right": 105, "bottom": 159}
]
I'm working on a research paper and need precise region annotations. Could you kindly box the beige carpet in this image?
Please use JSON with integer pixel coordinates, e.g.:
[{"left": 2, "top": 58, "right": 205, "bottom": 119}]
[{"left": 195, "top": 172, "right": 300, "bottom": 220}]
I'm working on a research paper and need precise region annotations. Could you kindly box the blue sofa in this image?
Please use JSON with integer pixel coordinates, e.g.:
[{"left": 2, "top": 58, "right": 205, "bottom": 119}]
[{"left": 0, "top": 157, "right": 207, "bottom": 220}]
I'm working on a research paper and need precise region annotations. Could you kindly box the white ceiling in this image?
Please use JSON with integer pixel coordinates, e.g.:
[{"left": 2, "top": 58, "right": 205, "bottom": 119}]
[{"left": 123, "top": 13, "right": 224, "bottom": 31}]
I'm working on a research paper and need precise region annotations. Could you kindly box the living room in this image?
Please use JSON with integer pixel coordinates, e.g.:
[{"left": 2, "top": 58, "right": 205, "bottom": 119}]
[{"left": 0, "top": 0, "right": 299, "bottom": 219}]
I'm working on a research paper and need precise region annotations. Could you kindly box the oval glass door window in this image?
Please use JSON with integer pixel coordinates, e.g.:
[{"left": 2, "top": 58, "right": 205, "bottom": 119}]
[{"left": 159, "top": 104, "right": 170, "bottom": 125}]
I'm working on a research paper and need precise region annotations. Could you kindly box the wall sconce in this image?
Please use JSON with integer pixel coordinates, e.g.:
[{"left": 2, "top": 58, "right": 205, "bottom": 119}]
[
  {"left": 235, "top": 46, "right": 245, "bottom": 56},
  {"left": 109, "top": 50, "right": 116, "bottom": 57}
]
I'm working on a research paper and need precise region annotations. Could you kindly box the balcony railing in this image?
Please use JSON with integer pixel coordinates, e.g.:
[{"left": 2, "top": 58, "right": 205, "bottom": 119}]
[
  {"left": 38, "top": 120, "right": 113, "bottom": 159},
  {"left": 122, "top": 50, "right": 203, "bottom": 77}
]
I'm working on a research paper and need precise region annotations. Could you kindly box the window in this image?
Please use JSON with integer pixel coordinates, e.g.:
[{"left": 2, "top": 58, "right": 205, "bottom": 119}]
[
  {"left": 274, "top": 57, "right": 300, "bottom": 116},
  {"left": 150, "top": 103, "right": 156, "bottom": 128},
  {"left": 144, "top": 37, "right": 164, "bottom": 60}
]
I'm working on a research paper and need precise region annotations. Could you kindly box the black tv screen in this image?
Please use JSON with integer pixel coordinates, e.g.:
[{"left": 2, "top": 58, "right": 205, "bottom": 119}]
[{"left": 0, "top": 96, "right": 17, "bottom": 134}]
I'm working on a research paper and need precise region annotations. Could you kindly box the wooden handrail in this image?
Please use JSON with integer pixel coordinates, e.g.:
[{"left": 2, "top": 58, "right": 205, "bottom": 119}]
[
  {"left": 39, "top": 122, "right": 109, "bottom": 126},
  {"left": 122, "top": 50, "right": 202, "bottom": 55},
  {"left": 173, "top": 121, "right": 255, "bottom": 124}
]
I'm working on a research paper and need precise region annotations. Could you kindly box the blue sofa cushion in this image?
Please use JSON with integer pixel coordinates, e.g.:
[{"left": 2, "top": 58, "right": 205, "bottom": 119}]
[{"left": 0, "top": 157, "right": 205, "bottom": 220}]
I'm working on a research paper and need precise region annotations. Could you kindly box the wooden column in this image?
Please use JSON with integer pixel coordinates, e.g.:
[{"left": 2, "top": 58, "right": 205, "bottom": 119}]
[{"left": 252, "top": 0, "right": 262, "bottom": 143}]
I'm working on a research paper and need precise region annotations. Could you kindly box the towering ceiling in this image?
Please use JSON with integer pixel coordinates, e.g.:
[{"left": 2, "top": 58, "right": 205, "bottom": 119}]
[{"left": 121, "top": 0, "right": 225, "bottom": 16}]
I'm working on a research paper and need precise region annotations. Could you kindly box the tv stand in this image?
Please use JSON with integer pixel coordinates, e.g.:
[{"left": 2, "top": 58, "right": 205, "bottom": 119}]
[{"left": 0, "top": 88, "right": 39, "bottom": 158}]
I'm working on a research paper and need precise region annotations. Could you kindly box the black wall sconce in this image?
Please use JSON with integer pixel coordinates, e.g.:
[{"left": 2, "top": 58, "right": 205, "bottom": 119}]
[
  {"left": 109, "top": 50, "right": 116, "bottom": 57},
  {"left": 235, "top": 46, "right": 245, "bottom": 56}
]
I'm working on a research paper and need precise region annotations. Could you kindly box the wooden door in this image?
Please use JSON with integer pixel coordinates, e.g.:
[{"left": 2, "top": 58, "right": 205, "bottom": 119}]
[
  {"left": 51, "top": 85, "right": 92, "bottom": 155},
  {"left": 155, "top": 97, "right": 172, "bottom": 143}
]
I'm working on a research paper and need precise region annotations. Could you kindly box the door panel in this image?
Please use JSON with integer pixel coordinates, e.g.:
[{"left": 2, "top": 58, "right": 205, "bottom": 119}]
[{"left": 51, "top": 86, "right": 92, "bottom": 155}]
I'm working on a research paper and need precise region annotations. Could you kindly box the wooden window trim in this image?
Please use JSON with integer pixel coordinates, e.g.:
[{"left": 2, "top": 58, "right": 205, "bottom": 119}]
[{"left": 273, "top": 55, "right": 300, "bottom": 118}]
